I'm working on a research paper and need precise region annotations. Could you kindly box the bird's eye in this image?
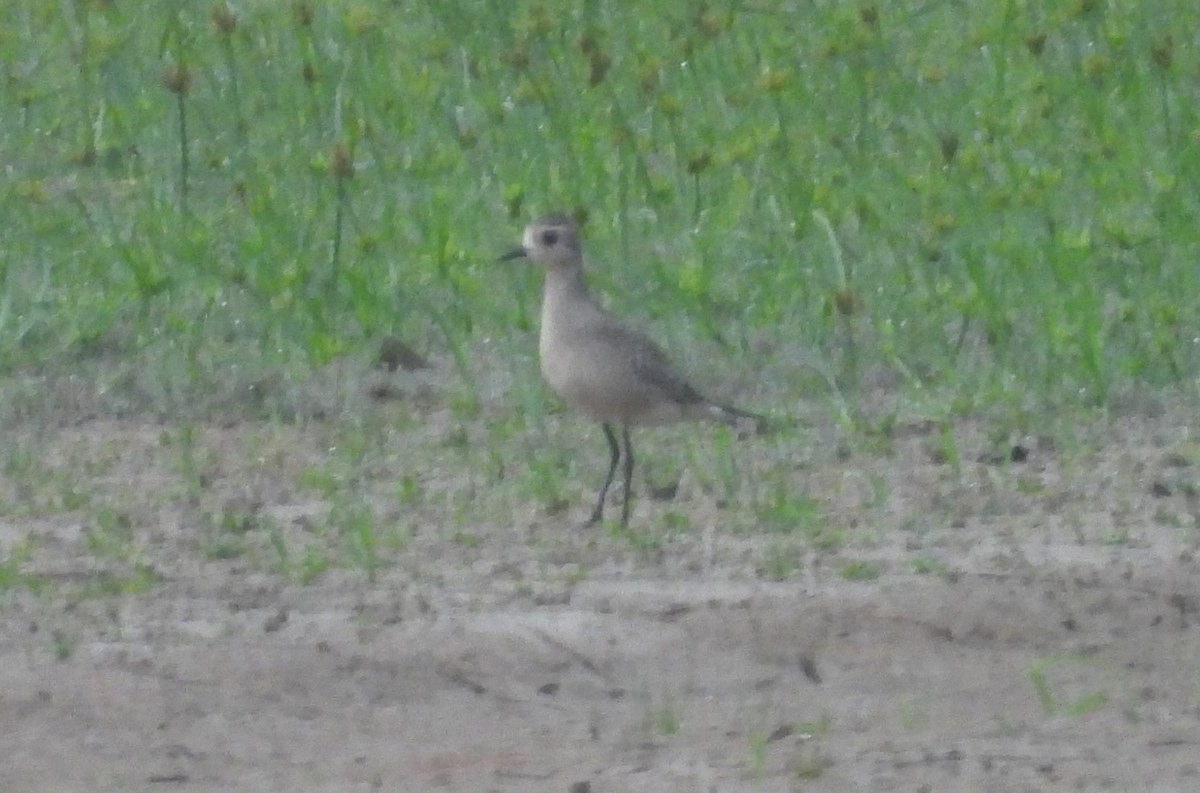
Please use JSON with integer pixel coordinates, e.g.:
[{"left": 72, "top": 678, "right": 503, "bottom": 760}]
[{"left": 541, "top": 230, "right": 559, "bottom": 246}]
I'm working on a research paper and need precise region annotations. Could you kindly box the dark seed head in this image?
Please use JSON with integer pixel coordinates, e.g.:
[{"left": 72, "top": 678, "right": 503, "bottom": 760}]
[
  {"left": 212, "top": 3, "right": 238, "bottom": 36},
  {"left": 162, "top": 63, "right": 192, "bottom": 95}
]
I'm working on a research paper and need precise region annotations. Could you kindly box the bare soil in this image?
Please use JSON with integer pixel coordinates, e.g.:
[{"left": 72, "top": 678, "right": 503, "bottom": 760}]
[{"left": 2, "top": 390, "right": 1199, "bottom": 792}]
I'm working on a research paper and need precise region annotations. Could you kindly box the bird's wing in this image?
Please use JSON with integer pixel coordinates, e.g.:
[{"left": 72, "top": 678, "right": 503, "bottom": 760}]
[{"left": 590, "top": 322, "right": 707, "bottom": 407}]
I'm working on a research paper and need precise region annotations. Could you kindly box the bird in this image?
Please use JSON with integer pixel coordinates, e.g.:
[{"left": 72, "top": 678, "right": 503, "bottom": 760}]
[{"left": 500, "top": 211, "right": 764, "bottom": 527}]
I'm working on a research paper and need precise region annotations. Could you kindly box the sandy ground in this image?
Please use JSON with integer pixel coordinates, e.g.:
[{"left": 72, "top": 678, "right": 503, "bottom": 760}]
[{"left": 2, "top": 389, "right": 1199, "bottom": 792}]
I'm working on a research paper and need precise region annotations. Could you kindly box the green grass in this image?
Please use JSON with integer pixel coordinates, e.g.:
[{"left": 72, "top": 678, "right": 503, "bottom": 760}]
[
  {"left": 839, "top": 558, "right": 882, "bottom": 581},
  {"left": 0, "top": 2, "right": 1198, "bottom": 593},
  {"left": 646, "top": 693, "right": 682, "bottom": 736},
  {"left": 761, "top": 541, "right": 799, "bottom": 580},
  {"left": 0, "top": 1, "right": 1196, "bottom": 419},
  {"left": 0, "top": 538, "right": 47, "bottom": 596},
  {"left": 1028, "top": 652, "right": 1112, "bottom": 717}
]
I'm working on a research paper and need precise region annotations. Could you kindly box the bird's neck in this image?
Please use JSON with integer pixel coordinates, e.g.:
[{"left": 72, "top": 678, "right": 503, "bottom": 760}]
[
  {"left": 542, "top": 264, "right": 593, "bottom": 312},
  {"left": 540, "top": 265, "right": 597, "bottom": 349}
]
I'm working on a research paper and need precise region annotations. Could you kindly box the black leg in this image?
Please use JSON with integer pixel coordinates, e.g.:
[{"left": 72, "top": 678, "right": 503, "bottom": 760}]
[
  {"left": 620, "top": 425, "right": 634, "bottom": 527},
  {"left": 588, "top": 423, "right": 621, "bottom": 525}
]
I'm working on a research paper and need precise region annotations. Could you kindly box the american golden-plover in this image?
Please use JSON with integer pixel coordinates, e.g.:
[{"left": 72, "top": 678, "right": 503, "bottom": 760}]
[{"left": 501, "top": 212, "right": 763, "bottom": 526}]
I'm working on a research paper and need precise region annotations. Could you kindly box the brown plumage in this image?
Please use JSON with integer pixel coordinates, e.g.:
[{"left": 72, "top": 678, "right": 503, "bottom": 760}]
[{"left": 501, "top": 212, "right": 763, "bottom": 526}]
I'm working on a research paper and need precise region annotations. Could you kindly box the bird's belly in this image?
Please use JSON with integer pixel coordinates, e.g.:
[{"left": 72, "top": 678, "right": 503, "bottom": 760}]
[{"left": 541, "top": 355, "right": 682, "bottom": 425}]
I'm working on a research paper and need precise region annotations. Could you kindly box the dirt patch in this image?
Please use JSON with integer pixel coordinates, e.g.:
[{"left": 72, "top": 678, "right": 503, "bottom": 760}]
[{"left": 2, "top": 400, "right": 1200, "bottom": 791}]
